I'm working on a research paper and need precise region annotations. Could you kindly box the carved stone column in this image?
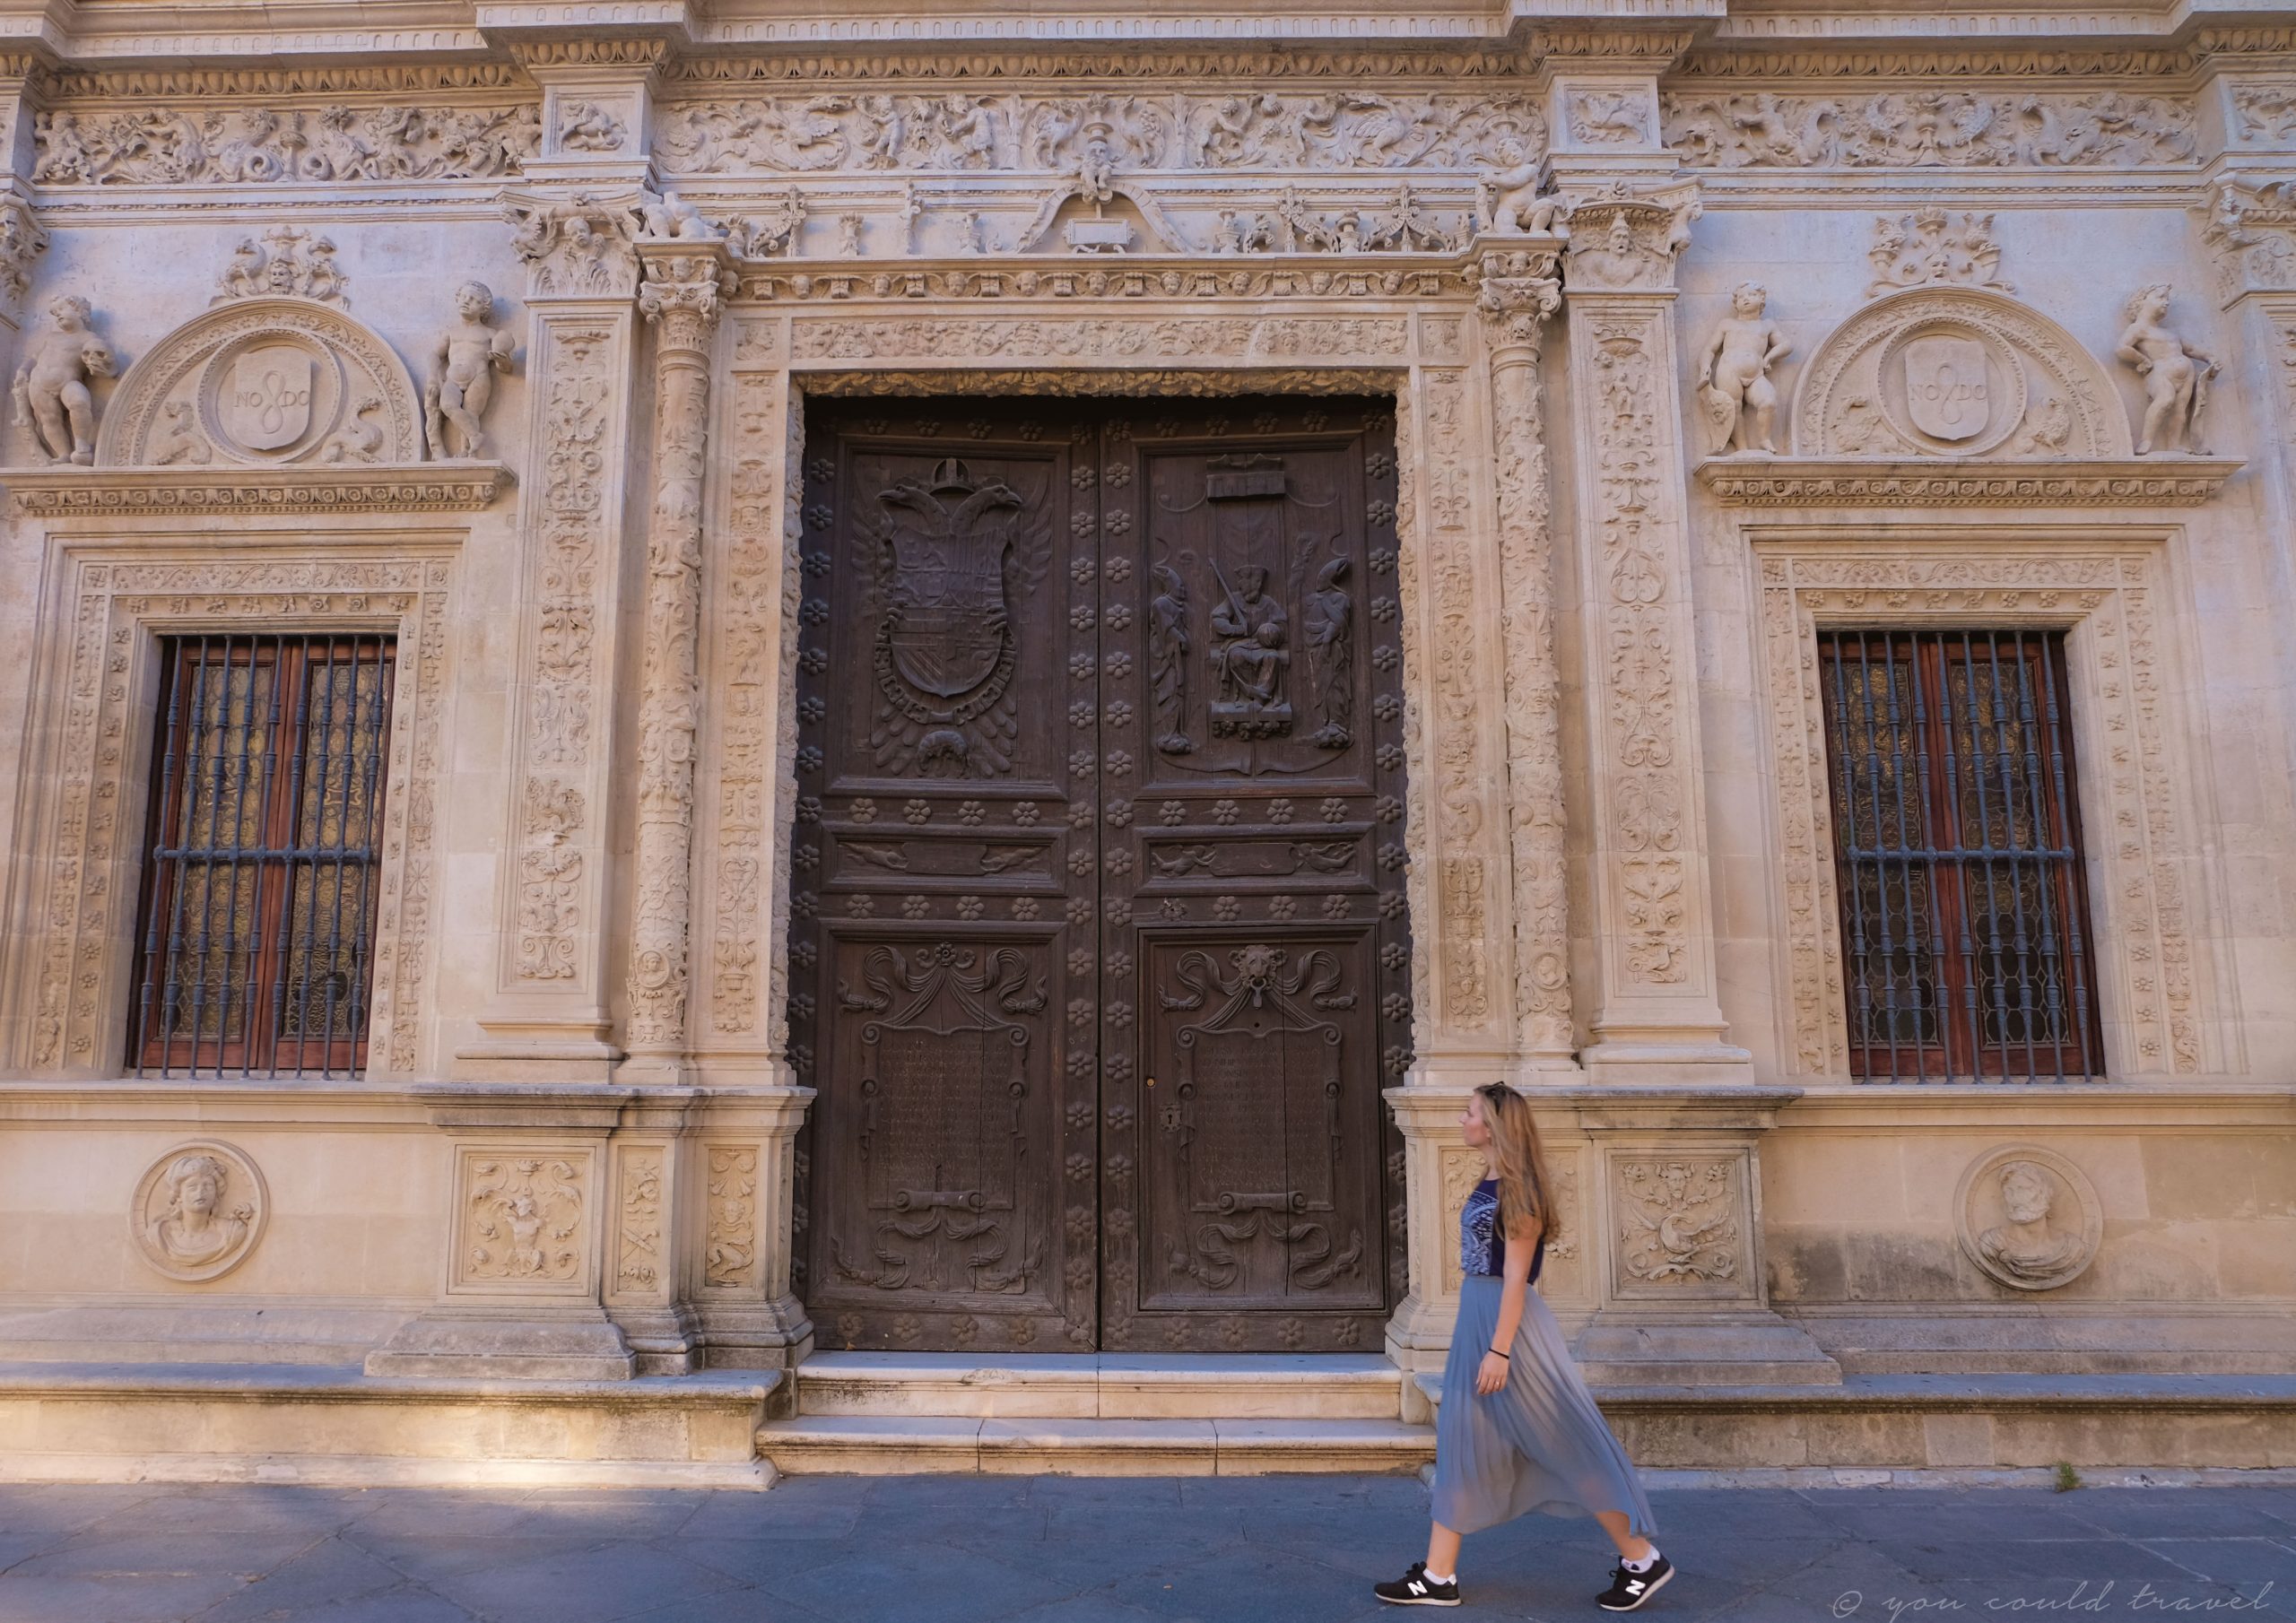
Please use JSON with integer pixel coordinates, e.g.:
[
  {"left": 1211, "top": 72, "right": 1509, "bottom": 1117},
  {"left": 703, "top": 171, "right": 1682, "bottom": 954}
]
[
  {"left": 459, "top": 192, "right": 645, "bottom": 1080},
  {"left": 1560, "top": 183, "right": 1751, "bottom": 1083},
  {"left": 1473, "top": 244, "right": 1576, "bottom": 1074},
  {"left": 0, "top": 55, "right": 50, "bottom": 360},
  {"left": 620, "top": 244, "right": 735, "bottom": 1085}
]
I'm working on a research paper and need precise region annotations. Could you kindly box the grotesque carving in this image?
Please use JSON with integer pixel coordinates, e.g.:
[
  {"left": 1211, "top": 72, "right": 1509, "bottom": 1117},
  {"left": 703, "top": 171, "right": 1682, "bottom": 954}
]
[
  {"left": 1561, "top": 183, "right": 1696, "bottom": 293},
  {"left": 130, "top": 1141, "right": 266, "bottom": 1282},
  {"left": 216, "top": 224, "right": 349, "bottom": 304},
  {"left": 424, "top": 281, "right": 516, "bottom": 461},
  {"left": 1695, "top": 282, "right": 1790, "bottom": 456},
  {"left": 0, "top": 197, "right": 49, "bottom": 308},
  {"left": 502, "top": 190, "right": 641, "bottom": 298},
  {"left": 1868, "top": 208, "right": 2010, "bottom": 296},
  {"left": 32, "top": 103, "right": 538, "bottom": 185},
  {"left": 1662, "top": 90, "right": 2196, "bottom": 170},
  {"left": 12, "top": 295, "right": 113, "bottom": 464},
  {"left": 637, "top": 187, "right": 723, "bottom": 242},
  {"left": 559, "top": 100, "right": 627, "bottom": 153},
  {"left": 2117, "top": 284, "right": 2219, "bottom": 456}
]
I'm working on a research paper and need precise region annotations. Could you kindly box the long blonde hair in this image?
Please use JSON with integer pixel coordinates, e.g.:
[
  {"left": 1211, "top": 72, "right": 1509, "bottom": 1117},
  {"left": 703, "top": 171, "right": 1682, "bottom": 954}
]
[{"left": 1475, "top": 1082, "right": 1559, "bottom": 1246}]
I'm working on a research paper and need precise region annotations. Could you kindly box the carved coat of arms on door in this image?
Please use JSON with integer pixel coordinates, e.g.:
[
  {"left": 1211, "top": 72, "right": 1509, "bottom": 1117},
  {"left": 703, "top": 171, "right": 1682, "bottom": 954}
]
[{"left": 866, "top": 457, "right": 1049, "bottom": 777}]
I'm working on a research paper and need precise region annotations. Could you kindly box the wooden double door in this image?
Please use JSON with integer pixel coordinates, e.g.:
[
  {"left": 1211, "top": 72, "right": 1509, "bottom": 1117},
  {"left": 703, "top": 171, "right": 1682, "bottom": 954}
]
[{"left": 786, "top": 396, "right": 1411, "bottom": 1353}]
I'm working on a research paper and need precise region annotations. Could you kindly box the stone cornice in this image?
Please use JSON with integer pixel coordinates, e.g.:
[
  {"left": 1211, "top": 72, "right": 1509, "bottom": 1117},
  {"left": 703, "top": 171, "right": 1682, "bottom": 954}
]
[
  {"left": 0, "top": 462, "right": 515, "bottom": 517},
  {"left": 1697, "top": 456, "right": 2243, "bottom": 508},
  {"left": 737, "top": 256, "right": 1472, "bottom": 303}
]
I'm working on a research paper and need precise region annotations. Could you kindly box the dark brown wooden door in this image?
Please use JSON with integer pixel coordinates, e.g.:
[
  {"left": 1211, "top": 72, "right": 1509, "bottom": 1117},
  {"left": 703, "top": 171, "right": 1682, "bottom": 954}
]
[{"left": 789, "top": 398, "right": 1409, "bottom": 1354}]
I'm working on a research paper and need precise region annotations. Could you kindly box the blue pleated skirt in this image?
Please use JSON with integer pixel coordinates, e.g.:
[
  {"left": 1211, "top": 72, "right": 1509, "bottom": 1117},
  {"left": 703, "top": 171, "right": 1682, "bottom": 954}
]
[{"left": 1430, "top": 1274, "right": 1659, "bottom": 1540}]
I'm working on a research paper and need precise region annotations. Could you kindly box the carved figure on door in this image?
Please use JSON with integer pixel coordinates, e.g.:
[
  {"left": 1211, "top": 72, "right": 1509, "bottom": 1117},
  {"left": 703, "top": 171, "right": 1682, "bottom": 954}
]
[
  {"left": 1300, "top": 554, "right": 1354, "bottom": 750},
  {"left": 1148, "top": 562, "right": 1194, "bottom": 754},
  {"left": 1209, "top": 562, "right": 1292, "bottom": 738}
]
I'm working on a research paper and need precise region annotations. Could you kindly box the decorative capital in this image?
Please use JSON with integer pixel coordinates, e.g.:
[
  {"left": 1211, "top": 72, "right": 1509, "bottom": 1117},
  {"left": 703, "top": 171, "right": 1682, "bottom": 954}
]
[
  {"left": 0, "top": 195, "right": 48, "bottom": 313},
  {"left": 1560, "top": 179, "right": 1699, "bottom": 296},
  {"left": 500, "top": 186, "right": 643, "bottom": 301},
  {"left": 2194, "top": 170, "right": 2296, "bottom": 305},
  {"left": 638, "top": 246, "right": 736, "bottom": 350},
  {"left": 1469, "top": 247, "right": 1562, "bottom": 351}
]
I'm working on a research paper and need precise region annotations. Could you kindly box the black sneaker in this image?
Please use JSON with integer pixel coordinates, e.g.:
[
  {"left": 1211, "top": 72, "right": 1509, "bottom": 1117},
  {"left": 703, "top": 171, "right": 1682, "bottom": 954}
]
[
  {"left": 1375, "top": 1561, "right": 1461, "bottom": 1607},
  {"left": 1597, "top": 1554, "right": 1674, "bottom": 1611}
]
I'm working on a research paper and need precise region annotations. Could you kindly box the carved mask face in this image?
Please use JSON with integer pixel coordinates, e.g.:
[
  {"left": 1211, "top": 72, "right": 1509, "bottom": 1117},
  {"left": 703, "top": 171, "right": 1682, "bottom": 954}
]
[{"left": 1608, "top": 215, "right": 1633, "bottom": 254}]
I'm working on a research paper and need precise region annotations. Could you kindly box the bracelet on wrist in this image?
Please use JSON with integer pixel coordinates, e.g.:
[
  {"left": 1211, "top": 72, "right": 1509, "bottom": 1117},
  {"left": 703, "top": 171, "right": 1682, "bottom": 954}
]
[{"left": 1488, "top": 1350, "right": 1510, "bottom": 1359}]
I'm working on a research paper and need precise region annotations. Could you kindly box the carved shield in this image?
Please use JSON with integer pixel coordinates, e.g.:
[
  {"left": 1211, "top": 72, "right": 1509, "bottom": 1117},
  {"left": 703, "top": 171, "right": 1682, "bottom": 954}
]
[
  {"left": 876, "top": 459, "right": 1022, "bottom": 699},
  {"left": 1901, "top": 335, "right": 1991, "bottom": 441},
  {"left": 222, "top": 344, "right": 316, "bottom": 450}
]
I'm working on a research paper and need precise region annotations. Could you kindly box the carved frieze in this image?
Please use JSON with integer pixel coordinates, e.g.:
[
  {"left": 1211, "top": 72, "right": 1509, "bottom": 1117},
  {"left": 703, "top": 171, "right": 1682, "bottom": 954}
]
[
  {"left": 654, "top": 91, "right": 1546, "bottom": 175},
  {"left": 30, "top": 103, "right": 539, "bottom": 185},
  {"left": 130, "top": 1140, "right": 268, "bottom": 1283},
  {"left": 1661, "top": 91, "right": 2196, "bottom": 169}
]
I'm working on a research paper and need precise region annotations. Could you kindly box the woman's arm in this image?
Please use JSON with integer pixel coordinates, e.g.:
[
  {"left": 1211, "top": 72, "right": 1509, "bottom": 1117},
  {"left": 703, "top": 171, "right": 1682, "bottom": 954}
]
[{"left": 1474, "top": 1218, "right": 1541, "bottom": 1396}]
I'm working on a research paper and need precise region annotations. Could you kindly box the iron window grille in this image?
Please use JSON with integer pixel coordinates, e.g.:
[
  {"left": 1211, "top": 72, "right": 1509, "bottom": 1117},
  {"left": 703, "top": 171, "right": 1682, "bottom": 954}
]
[
  {"left": 129, "top": 633, "right": 396, "bottom": 1078},
  {"left": 1816, "top": 629, "right": 2103, "bottom": 1082}
]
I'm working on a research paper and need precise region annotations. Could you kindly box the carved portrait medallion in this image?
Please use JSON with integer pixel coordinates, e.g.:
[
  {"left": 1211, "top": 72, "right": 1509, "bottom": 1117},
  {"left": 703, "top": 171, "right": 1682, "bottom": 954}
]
[
  {"left": 129, "top": 1139, "right": 268, "bottom": 1282},
  {"left": 1954, "top": 1142, "right": 2102, "bottom": 1292}
]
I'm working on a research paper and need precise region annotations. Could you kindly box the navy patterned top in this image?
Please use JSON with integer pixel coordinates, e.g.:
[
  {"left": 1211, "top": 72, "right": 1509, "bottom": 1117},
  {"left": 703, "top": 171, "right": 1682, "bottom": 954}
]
[{"left": 1460, "top": 1178, "right": 1544, "bottom": 1284}]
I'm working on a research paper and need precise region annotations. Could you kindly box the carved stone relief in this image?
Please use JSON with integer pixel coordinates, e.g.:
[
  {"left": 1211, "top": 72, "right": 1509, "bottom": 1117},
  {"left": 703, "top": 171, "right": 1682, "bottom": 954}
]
[
  {"left": 454, "top": 1148, "right": 593, "bottom": 1289},
  {"left": 1867, "top": 208, "right": 2011, "bottom": 297},
  {"left": 502, "top": 190, "right": 643, "bottom": 299},
  {"left": 706, "top": 1144, "right": 761, "bottom": 1289},
  {"left": 614, "top": 1146, "right": 665, "bottom": 1294},
  {"left": 30, "top": 103, "right": 539, "bottom": 185},
  {"left": 1757, "top": 549, "right": 2207, "bottom": 1077},
  {"left": 1790, "top": 288, "right": 2126, "bottom": 460},
  {"left": 130, "top": 1140, "right": 268, "bottom": 1283},
  {"left": 1570, "top": 88, "right": 1655, "bottom": 146},
  {"left": 96, "top": 298, "right": 424, "bottom": 470},
  {"left": 0, "top": 197, "right": 50, "bottom": 309},
  {"left": 1661, "top": 91, "right": 2196, "bottom": 169},
  {"left": 2194, "top": 172, "right": 2296, "bottom": 302},
  {"left": 20, "top": 556, "right": 448, "bottom": 1076},
  {"left": 422, "top": 282, "right": 517, "bottom": 461},
  {"left": 1610, "top": 1154, "right": 1751, "bottom": 1297},
  {"left": 1559, "top": 183, "right": 1696, "bottom": 294},
  {"left": 2231, "top": 83, "right": 2296, "bottom": 143},
  {"left": 216, "top": 226, "right": 350, "bottom": 305},
  {"left": 655, "top": 91, "right": 1547, "bottom": 175},
  {"left": 1954, "top": 1143, "right": 2102, "bottom": 1291},
  {"left": 1695, "top": 282, "right": 1790, "bottom": 457}
]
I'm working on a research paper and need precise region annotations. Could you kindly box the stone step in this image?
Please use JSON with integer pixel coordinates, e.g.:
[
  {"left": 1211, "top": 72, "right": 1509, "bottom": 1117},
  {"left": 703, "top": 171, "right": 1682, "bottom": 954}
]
[
  {"left": 754, "top": 1414, "right": 1438, "bottom": 1476},
  {"left": 793, "top": 1351, "right": 1405, "bottom": 1420}
]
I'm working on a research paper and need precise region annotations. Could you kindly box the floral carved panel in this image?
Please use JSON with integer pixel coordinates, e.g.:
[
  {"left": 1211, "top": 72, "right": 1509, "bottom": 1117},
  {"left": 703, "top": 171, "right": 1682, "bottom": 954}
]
[{"left": 13, "top": 551, "right": 450, "bottom": 1076}]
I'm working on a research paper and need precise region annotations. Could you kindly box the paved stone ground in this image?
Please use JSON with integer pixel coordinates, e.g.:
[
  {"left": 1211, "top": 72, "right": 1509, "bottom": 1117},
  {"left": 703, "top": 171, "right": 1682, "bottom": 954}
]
[{"left": 0, "top": 1476, "right": 2290, "bottom": 1623}]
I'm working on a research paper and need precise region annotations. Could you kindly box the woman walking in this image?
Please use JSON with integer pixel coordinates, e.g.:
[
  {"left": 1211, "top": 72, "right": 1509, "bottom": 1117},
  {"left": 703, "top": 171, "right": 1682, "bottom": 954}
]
[{"left": 1376, "top": 1083, "right": 1673, "bottom": 1611}]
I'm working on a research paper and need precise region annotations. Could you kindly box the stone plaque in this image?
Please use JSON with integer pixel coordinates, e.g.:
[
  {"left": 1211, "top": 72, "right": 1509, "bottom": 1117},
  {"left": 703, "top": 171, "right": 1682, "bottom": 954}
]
[
  {"left": 130, "top": 1139, "right": 268, "bottom": 1283},
  {"left": 1900, "top": 334, "right": 1992, "bottom": 441}
]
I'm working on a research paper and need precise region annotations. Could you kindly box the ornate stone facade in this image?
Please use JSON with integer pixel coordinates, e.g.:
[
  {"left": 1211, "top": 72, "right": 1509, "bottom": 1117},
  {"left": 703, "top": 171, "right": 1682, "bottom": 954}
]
[{"left": 0, "top": 4, "right": 2290, "bottom": 1482}]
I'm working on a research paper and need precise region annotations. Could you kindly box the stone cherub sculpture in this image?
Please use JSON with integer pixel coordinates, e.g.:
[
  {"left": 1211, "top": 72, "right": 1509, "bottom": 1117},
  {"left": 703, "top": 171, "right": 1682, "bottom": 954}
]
[
  {"left": 424, "top": 281, "right": 516, "bottom": 461},
  {"left": 1696, "top": 282, "right": 1791, "bottom": 456},
  {"left": 1479, "top": 143, "right": 1570, "bottom": 239},
  {"left": 11, "top": 294, "right": 114, "bottom": 464},
  {"left": 2116, "top": 283, "right": 2219, "bottom": 456},
  {"left": 636, "top": 187, "right": 723, "bottom": 243}
]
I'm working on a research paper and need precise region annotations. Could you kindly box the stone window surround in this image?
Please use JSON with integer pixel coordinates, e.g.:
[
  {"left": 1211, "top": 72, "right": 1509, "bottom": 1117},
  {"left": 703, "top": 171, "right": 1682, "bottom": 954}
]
[
  {"left": 1748, "top": 527, "right": 2226, "bottom": 1084},
  {"left": 2, "top": 529, "right": 457, "bottom": 1081}
]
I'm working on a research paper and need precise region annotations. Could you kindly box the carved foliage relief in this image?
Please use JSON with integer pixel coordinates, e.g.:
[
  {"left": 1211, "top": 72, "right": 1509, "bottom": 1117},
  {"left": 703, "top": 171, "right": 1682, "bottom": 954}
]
[
  {"left": 457, "top": 1150, "right": 591, "bottom": 1289},
  {"left": 1581, "top": 315, "right": 1692, "bottom": 988},
  {"left": 22, "top": 557, "right": 448, "bottom": 1076},
  {"left": 1759, "top": 551, "right": 2204, "bottom": 1077},
  {"left": 1660, "top": 91, "right": 2196, "bottom": 169},
  {"left": 614, "top": 1145, "right": 665, "bottom": 1295},
  {"left": 513, "top": 325, "right": 620, "bottom": 987},
  {"left": 655, "top": 91, "right": 1546, "bottom": 176},
  {"left": 31, "top": 103, "right": 539, "bottom": 186},
  {"left": 1611, "top": 1154, "right": 1749, "bottom": 1296}
]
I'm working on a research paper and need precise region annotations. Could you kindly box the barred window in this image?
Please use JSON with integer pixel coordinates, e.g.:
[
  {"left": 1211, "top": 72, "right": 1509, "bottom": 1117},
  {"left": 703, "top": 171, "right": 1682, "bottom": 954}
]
[
  {"left": 1817, "top": 629, "right": 2102, "bottom": 1081},
  {"left": 130, "top": 634, "right": 396, "bottom": 1077}
]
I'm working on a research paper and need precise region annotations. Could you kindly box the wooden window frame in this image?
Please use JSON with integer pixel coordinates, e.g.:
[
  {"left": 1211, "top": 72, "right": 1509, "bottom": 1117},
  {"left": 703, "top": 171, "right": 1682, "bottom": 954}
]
[
  {"left": 128, "top": 633, "right": 397, "bottom": 1078},
  {"left": 1816, "top": 628, "right": 2104, "bottom": 1082}
]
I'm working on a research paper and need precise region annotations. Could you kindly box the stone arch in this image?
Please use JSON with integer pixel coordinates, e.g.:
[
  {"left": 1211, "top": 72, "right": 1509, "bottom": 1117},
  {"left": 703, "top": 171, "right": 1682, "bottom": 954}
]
[
  {"left": 1790, "top": 285, "right": 2129, "bottom": 460},
  {"left": 97, "top": 296, "right": 424, "bottom": 469}
]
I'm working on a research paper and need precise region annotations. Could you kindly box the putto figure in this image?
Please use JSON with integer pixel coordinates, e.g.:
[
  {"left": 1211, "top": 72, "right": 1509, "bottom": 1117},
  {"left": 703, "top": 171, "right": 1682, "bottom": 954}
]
[
  {"left": 424, "top": 282, "right": 517, "bottom": 461},
  {"left": 1695, "top": 282, "right": 1791, "bottom": 456},
  {"left": 2116, "top": 283, "right": 2219, "bottom": 455},
  {"left": 11, "top": 294, "right": 113, "bottom": 465}
]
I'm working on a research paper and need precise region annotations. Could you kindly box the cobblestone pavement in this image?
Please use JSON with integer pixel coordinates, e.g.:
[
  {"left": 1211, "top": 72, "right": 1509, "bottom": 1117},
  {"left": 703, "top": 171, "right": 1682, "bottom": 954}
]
[{"left": 0, "top": 1476, "right": 2289, "bottom": 1623}]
